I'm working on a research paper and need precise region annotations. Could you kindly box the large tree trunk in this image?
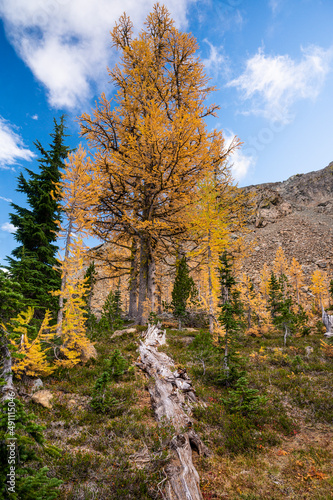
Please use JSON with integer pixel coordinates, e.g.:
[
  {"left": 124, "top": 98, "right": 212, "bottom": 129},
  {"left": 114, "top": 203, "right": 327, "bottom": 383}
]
[
  {"left": 0, "top": 333, "right": 16, "bottom": 402},
  {"left": 156, "top": 282, "right": 162, "bottom": 315},
  {"left": 128, "top": 238, "right": 139, "bottom": 319},
  {"left": 137, "top": 236, "right": 156, "bottom": 324},
  {"left": 207, "top": 235, "right": 214, "bottom": 335},
  {"left": 147, "top": 251, "right": 156, "bottom": 313},
  {"left": 137, "top": 324, "right": 209, "bottom": 499},
  {"left": 137, "top": 236, "right": 149, "bottom": 325}
]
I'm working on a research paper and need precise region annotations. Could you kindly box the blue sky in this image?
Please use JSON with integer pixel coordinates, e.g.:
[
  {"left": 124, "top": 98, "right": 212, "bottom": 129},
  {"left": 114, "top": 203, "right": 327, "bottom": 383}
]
[{"left": 0, "top": 0, "right": 333, "bottom": 264}]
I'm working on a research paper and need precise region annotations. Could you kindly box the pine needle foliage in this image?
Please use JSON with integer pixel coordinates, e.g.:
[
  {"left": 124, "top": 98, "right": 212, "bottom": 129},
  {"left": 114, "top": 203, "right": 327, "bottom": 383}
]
[
  {"left": 0, "top": 270, "right": 24, "bottom": 324},
  {"left": 171, "top": 255, "right": 197, "bottom": 329},
  {"left": 100, "top": 288, "right": 123, "bottom": 333},
  {"left": 0, "top": 398, "right": 62, "bottom": 499},
  {"left": 7, "top": 117, "right": 70, "bottom": 316},
  {"left": 221, "top": 376, "right": 267, "bottom": 416},
  {"left": 91, "top": 350, "right": 129, "bottom": 414},
  {"left": 268, "top": 272, "right": 298, "bottom": 346},
  {"left": 217, "top": 251, "right": 244, "bottom": 383}
]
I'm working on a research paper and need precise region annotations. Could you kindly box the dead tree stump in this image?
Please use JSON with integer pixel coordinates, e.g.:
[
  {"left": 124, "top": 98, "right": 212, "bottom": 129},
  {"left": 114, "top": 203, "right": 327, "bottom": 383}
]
[{"left": 322, "top": 308, "right": 333, "bottom": 337}]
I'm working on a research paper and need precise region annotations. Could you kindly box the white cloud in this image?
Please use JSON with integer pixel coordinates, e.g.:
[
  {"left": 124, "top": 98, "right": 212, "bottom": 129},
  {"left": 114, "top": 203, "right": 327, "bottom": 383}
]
[
  {"left": 202, "top": 39, "right": 230, "bottom": 79},
  {"left": 0, "top": 196, "right": 13, "bottom": 202},
  {"left": 227, "top": 46, "right": 332, "bottom": 123},
  {"left": 1, "top": 222, "right": 17, "bottom": 233},
  {"left": 224, "top": 131, "right": 255, "bottom": 181},
  {"left": 31, "top": 114, "right": 38, "bottom": 120},
  {"left": 0, "top": 0, "right": 192, "bottom": 109},
  {"left": 269, "top": 0, "right": 282, "bottom": 15},
  {"left": 0, "top": 117, "right": 35, "bottom": 168}
]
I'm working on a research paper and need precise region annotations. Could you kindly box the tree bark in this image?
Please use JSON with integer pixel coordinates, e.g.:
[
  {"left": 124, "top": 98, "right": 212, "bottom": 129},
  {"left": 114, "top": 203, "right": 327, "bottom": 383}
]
[
  {"left": 207, "top": 235, "right": 214, "bottom": 335},
  {"left": 137, "top": 324, "right": 209, "bottom": 499},
  {"left": 0, "top": 333, "right": 16, "bottom": 402},
  {"left": 137, "top": 236, "right": 149, "bottom": 325},
  {"left": 322, "top": 307, "right": 333, "bottom": 337},
  {"left": 147, "top": 251, "right": 156, "bottom": 313},
  {"left": 156, "top": 282, "right": 162, "bottom": 315},
  {"left": 128, "top": 238, "right": 139, "bottom": 319},
  {"left": 283, "top": 324, "right": 289, "bottom": 346}
]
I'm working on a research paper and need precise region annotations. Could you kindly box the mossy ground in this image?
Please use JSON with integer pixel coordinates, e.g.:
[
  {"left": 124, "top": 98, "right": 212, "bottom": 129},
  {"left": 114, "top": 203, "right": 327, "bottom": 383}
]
[{"left": 18, "top": 324, "right": 333, "bottom": 499}]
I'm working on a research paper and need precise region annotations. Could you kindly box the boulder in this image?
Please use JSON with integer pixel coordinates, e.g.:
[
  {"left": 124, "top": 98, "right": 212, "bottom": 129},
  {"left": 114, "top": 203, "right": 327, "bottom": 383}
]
[
  {"left": 32, "top": 390, "right": 53, "bottom": 409},
  {"left": 111, "top": 327, "right": 137, "bottom": 338},
  {"left": 80, "top": 343, "right": 98, "bottom": 364},
  {"left": 31, "top": 378, "right": 43, "bottom": 393}
]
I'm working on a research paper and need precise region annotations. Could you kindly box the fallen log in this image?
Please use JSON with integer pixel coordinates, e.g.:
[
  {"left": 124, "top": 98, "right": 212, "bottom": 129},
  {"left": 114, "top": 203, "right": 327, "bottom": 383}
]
[{"left": 137, "top": 323, "right": 209, "bottom": 500}]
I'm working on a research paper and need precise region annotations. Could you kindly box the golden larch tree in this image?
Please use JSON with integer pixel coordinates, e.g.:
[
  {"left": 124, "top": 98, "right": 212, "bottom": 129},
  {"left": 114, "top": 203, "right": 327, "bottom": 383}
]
[
  {"left": 6, "top": 308, "right": 55, "bottom": 378},
  {"left": 289, "top": 257, "right": 304, "bottom": 306},
  {"left": 259, "top": 263, "right": 271, "bottom": 306},
  {"left": 273, "top": 246, "right": 289, "bottom": 278},
  {"left": 310, "top": 269, "right": 329, "bottom": 311},
  {"left": 54, "top": 239, "right": 95, "bottom": 368},
  {"left": 54, "top": 145, "right": 99, "bottom": 333},
  {"left": 80, "top": 4, "right": 233, "bottom": 324}
]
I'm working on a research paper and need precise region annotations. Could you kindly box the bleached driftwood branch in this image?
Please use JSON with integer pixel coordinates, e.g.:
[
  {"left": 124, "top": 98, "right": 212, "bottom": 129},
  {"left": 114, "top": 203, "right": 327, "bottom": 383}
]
[{"left": 137, "top": 323, "right": 209, "bottom": 500}]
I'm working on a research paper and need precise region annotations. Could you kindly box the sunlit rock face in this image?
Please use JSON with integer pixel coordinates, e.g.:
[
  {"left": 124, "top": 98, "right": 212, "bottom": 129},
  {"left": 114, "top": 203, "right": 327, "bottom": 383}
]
[{"left": 241, "top": 161, "right": 333, "bottom": 282}]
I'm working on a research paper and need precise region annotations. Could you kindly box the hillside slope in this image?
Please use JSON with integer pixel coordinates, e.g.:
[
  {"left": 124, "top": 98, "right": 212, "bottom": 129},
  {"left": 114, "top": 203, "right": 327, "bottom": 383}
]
[{"left": 242, "top": 161, "right": 333, "bottom": 282}]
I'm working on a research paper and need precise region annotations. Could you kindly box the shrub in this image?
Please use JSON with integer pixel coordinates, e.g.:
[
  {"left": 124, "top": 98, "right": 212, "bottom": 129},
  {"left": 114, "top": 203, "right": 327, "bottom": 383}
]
[
  {"left": 220, "top": 376, "right": 267, "bottom": 416},
  {"left": 91, "top": 350, "right": 134, "bottom": 415},
  {"left": 0, "top": 398, "right": 62, "bottom": 499}
]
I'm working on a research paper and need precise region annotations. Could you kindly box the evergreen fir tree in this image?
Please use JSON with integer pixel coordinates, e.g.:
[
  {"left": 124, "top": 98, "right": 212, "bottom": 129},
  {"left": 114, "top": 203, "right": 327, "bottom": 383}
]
[
  {"left": 100, "top": 287, "right": 123, "bottom": 333},
  {"left": 217, "top": 251, "right": 244, "bottom": 382},
  {"left": 84, "top": 261, "right": 97, "bottom": 312},
  {"left": 171, "top": 255, "right": 197, "bottom": 329},
  {"left": 0, "top": 270, "right": 24, "bottom": 398},
  {"left": 267, "top": 272, "right": 282, "bottom": 319},
  {"left": 7, "top": 117, "right": 71, "bottom": 316},
  {"left": 0, "top": 398, "right": 62, "bottom": 499},
  {"left": 83, "top": 262, "right": 98, "bottom": 333},
  {"left": 0, "top": 270, "right": 24, "bottom": 324},
  {"left": 268, "top": 272, "right": 297, "bottom": 346}
]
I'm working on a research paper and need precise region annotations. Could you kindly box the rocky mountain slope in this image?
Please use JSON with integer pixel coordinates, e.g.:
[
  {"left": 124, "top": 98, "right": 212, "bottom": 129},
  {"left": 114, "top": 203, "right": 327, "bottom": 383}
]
[{"left": 242, "top": 161, "right": 333, "bottom": 281}]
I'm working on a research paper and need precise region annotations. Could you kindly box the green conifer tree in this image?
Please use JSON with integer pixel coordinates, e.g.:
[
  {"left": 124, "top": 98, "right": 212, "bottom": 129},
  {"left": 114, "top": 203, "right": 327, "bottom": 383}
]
[
  {"left": 267, "top": 272, "right": 282, "bottom": 319},
  {"left": 84, "top": 261, "right": 97, "bottom": 312},
  {"left": 100, "top": 287, "right": 123, "bottom": 333},
  {"left": 0, "top": 270, "right": 24, "bottom": 398},
  {"left": 0, "top": 270, "right": 24, "bottom": 324},
  {"left": 0, "top": 398, "right": 62, "bottom": 499},
  {"left": 7, "top": 117, "right": 70, "bottom": 316},
  {"left": 171, "top": 255, "right": 197, "bottom": 329},
  {"left": 218, "top": 251, "right": 244, "bottom": 382},
  {"left": 268, "top": 272, "right": 297, "bottom": 346}
]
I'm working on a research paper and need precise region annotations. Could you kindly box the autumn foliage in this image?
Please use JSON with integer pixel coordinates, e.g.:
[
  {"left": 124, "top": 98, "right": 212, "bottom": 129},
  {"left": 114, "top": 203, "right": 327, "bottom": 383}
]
[{"left": 79, "top": 4, "right": 243, "bottom": 324}]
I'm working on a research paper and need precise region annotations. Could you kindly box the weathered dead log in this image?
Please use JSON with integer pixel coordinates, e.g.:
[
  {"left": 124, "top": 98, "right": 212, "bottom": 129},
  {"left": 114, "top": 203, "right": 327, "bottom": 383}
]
[
  {"left": 322, "top": 308, "right": 333, "bottom": 337},
  {"left": 137, "top": 323, "right": 209, "bottom": 500}
]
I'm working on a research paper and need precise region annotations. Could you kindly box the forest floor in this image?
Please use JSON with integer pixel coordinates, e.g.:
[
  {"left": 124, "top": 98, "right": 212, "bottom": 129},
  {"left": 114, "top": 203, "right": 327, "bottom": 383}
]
[{"left": 19, "top": 321, "right": 333, "bottom": 499}]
